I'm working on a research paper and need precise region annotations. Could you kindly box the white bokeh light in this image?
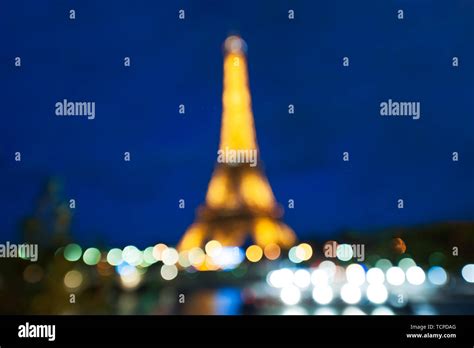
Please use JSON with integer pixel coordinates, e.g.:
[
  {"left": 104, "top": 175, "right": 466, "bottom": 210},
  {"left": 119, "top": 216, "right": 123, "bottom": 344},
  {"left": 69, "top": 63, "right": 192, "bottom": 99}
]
[
  {"left": 160, "top": 264, "right": 178, "bottom": 280},
  {"left": 427, "top": 266, "right": 448, "bottom": 286},
  {"left": 366, "top": 284, "right": 388, "bottom": 304},
  {"left": 342, "top": 307, "right": 365, "bottom": 315},
  {"left": 386, "top": 267, "right": 405, "bottom": 286},
  {"left": 269, "top": 268, "right": 294, "bottom": 288},
  {"left": 340, "top": 283, "right": 361, "bottom": 304},
  {"left": 314, "top": 307, "right": 337, "bottom": 315},
  {"left": 366, "top": 268, "right": 385, "bottom": 284},
  {"left": 406, "top": 266, "right": 426, "bottom": 285},
  {"left": 372, "top": 306, "right": 395, "bottom": 315},
  {"left": 161, "top": 248, "right": 179, "bottom": 266},
  {"left": 461, "top": 264, "right": 474, "bottom": 283},
  {"left": 312, "top": 285, "right": 333, "bottom": 305},
  {"left": 280, "top": 285, "right": 301, "bottom": 305},
  {"left": 311, "top": 269, "right": 329, "bottom": 286},
  {"left": 318, "top": 260, "right": 336, "bottom": 280},
  {"left": 122, "top": 246, "right": 142, "bottom": 266},
  {"left": 346, "top": 264, "right": 365, "bottom": 286},
  {"left": 293, "top": 269, "right": 311, "bottom": 288}
]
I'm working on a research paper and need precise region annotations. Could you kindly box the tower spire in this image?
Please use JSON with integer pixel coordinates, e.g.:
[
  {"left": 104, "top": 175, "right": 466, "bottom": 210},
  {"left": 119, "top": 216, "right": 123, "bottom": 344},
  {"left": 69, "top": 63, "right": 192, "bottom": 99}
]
[
  {"left": 178, "top": 36, "right": 296, "bottom": 255},
  {"left": 219, "top": 36, "right": 257, "bottom": 152}
]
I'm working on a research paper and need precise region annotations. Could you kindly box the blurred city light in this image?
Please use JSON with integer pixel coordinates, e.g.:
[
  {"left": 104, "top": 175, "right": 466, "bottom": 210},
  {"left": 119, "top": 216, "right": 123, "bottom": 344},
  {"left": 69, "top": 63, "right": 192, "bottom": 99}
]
[
  {"left": 246, "top": 245, "right": 263, "bottom": 263},
  {"left": 64, "top": 270, "right": 83, "bottom": 289},
  {"left": 280, "top": 285, "right": 301, "bottom": 305},
  {"left": 83, "top": 247, "right": 101, "bottom": 266},
  {"left": 143, "top": 247, "right": 157, "bottom": 264},
  {"left": 462, "top": 264, "right": 474, "bottom": 283},
  {"left": 268, "top": 268, "right": 294, "bottom": 288},
  {"left": 340, "top": 284, "right": 362, "bottom": 304},
  {"left": 161, "top": 248, "right": 179, "bottom": 266},
  {"left": 118, "top": 264, "right": 142, "bottom": 289},
  {"left": 311, "top": 269, "right": 329, "bottom": 286},
  {"left": 107, "top": 248, "right": 123, "bottom": 266},
  {"left": 178, "top": 251, "right": 192, "bottom": 268},
  {"left": 427, "top": 266, "right": 448, "bottom": 286},
  {"left": 295, "top": 243, "right": 313, "bottom": 261},
  {"left": 293, "top": 269, "right": 311, "bottom": 288},
  {"left": 64, "top": 243, "right": 82, "bottom": 262},
  {"left": 188, "top": 247, "right": 205, "bottom": 267},
  {"left": 342, "top": 307, "right": 366, "bottom": 315},
  {"left": 346, "top": 264, "right": 365, "bottom": 286},
  {"left": 406, "top": 266, "right": 426, "bottom": 285},
  {"left": 314, "top": 307, "right": 337, "bottom": 315},
  {"left": 398, "top": 257, "right": 416, "bottom": 271},
  {"left": 386, "top": 267, "right": 405, "bottom": 286},
  {"left": 213, "top": 247, "right": 244, "bottom": 270},
  {"left": 205, "top": 240, "right": 223, "bottom": 258},
  {"left": 366, "top": 284, "right": 388, "bottom": 304},
  {"left": 288, "top": 247, "right": 302, "bottom": 263},
  {"left": 372, "top": 306, "right": 395, "bottom": 315},
  {"left": 152, "top": 243, "right": 167, "bottom": 261},
  {"left": 375, "top": 259, "right": 392, "bottom": 271},
  {"left": 263, "top": 243, "right": 281, "bottom": 260},
  {"left": 161, "top": 265, "right": 178, "bottom": 281},
  {"left": 122, "top": 246, "right": 142, "bottom": 266},
  {"left": 312, "top": 285, "right": 333, "bottom": 305},
  {"left": 318, "top": 260, "right": 336, "bottom": 280},
  {"left": 366, "top": 268, "right": 385, "bottom": 284}
]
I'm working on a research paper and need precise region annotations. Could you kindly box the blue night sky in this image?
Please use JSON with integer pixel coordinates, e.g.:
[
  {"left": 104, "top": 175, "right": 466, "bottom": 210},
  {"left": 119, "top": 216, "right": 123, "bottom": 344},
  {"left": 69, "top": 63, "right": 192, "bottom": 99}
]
[{"left": 0, "top": 0, "right": 473, "bottom": 248}]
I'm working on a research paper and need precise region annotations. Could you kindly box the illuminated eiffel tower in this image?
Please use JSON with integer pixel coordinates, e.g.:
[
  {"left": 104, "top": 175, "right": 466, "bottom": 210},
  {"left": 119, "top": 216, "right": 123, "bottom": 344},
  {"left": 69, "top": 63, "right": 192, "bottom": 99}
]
[{"left": 178, "top": 36, "right": 296, "bottom": 252}]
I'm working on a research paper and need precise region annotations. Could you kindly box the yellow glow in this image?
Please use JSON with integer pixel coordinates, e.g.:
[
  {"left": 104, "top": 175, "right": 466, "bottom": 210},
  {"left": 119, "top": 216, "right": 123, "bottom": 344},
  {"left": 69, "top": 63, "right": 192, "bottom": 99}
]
[
  {"left": 212, "top": 227, "right": 246, "bottom": 247},
  {"left": 240, "top": 172, "right": 276, "bottom": 211},
  {"left": 194, "top": 255, "right": 220, "bottom": 271},
  {"left": 178, "top": 224, "right": 206, "bottom": 251},
  {"left": 246, "top": 245, "right": 263, "bottom": 262},
  {"left": 253, "top": 218, "right": 295, "bottom": 248},
  {"left": 204, "top": 255, "right": 220, "bottom": 271},
  {"left": 220, "top": 37, "right": 257, "bottom": 152},
  {"left": 254, "top": 218, "right": 279, "bottom": 246},
  {"left": 205, "top": 169, "right": 239, "bottom": 209},
  {"left": 278, "top": 223, "right": 297, "bottom": 248}
]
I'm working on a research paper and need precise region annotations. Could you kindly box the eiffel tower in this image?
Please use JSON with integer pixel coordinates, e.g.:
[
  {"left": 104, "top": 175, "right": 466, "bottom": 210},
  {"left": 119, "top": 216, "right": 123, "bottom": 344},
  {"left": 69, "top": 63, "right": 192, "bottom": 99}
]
[{"left": 178, "top": 36, "right": 296, "bottom": 252}]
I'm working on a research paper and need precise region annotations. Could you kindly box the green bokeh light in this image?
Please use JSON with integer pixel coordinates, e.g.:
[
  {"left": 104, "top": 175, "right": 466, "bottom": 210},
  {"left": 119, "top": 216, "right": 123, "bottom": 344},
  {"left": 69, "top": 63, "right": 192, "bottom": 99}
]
[
  {"left": 83, "top": 248, "right": 101, "bottom": 265},
  {"left": 64, "top": 244, "right": 82, "bottom": 262},
  {"left": 107, "top": 248, "right": 123, "bottom": 266},
  {"left": 143, "top": 247, "right": 156, "bottom": 264}
]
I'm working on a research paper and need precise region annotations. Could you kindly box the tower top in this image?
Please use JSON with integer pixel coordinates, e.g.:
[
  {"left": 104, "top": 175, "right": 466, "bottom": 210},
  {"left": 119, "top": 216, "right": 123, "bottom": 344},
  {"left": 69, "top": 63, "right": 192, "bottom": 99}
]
[
  {"left": 224, "top": 35, "right": 247, "bottom": 54},
  {"left": 219, "top": 35, "right": 257, "bottom": 151}
]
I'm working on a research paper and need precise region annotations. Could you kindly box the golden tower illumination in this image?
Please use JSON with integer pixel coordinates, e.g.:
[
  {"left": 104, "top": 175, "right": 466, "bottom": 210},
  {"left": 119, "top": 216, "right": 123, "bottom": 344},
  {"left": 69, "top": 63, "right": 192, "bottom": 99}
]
[{"left": 178, "top": 36, "right": 296, "bottom": 252}]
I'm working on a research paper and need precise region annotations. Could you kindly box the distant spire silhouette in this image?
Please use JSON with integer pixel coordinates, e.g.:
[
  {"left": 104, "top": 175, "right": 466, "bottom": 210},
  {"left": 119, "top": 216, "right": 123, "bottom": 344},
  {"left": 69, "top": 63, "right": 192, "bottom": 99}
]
[{"left": 21, "top": 177, "right": 72, "bottom": 247}]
